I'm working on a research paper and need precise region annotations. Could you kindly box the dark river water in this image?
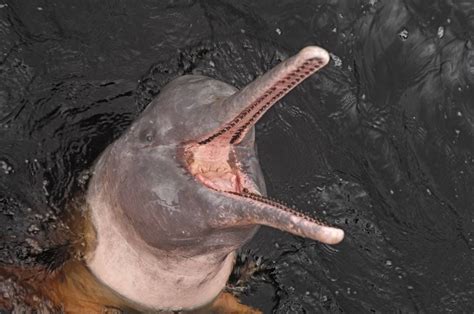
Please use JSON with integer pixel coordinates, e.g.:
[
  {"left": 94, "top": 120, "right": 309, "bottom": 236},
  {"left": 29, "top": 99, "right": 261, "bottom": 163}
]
[{"left": 1, "top": 0, "right": 473, "bottom": 313}]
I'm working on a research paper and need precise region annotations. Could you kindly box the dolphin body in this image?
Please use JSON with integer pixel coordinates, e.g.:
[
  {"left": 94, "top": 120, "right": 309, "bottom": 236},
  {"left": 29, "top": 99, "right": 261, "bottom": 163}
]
[{"left": 86, "top": 46, "right": 344, "bottom": 311}]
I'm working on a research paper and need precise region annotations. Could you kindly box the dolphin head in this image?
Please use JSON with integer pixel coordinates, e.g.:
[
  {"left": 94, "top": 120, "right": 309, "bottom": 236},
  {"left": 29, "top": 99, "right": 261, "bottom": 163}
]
[{"left": 86, "top": 46, "right": 344, "bottom": 310}]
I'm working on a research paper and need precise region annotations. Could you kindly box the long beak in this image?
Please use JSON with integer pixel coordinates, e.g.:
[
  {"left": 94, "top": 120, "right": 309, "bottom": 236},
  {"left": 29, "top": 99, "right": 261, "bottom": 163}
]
[
  {"left": 198, "top": 46, "right": 330, "bottom": 145},
  {"left": 207, "top": 189, "right": 344, "bottom": 245},
  {"left": 197, "top": 46, "right": 344, "bottom": 245}
]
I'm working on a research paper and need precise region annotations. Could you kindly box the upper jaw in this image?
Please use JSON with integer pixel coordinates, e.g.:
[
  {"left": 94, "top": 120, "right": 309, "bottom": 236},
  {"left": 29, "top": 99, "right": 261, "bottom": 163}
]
[
  {"left": 197, "top": 46, "right": 330, "bottom": 146},
  {"left": 183, "top": 46, "right": 331, "bottom": 189}
]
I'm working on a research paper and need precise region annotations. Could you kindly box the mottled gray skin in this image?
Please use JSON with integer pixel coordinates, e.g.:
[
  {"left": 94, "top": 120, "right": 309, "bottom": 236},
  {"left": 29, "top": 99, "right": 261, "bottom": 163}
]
[
  {"left": 86, "top": 47, "right": 343, "bottom": 311},
  {"left": 92, "top": 76, "right": 265, "bottom": 257}
]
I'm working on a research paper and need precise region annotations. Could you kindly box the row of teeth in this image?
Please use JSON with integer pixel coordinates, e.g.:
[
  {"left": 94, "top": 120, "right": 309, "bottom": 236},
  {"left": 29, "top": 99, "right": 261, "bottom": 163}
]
[
  {"left": 225, "top": 188, "right": 332, "bottom": 227},
  {"left": 198, "top": 57, "right": 325, "bottom": 145}
]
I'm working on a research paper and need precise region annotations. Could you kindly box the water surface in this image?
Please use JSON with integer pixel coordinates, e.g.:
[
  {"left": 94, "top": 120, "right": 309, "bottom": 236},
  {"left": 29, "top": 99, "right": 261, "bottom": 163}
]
[{"left": 0, "top": 0, "right": 473, "bottom": 312}]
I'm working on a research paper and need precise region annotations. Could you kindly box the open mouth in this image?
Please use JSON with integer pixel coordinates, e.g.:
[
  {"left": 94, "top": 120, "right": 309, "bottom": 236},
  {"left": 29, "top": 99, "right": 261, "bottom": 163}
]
[{"left": 184, "top": 47, "right": 344, "bottom": 245}]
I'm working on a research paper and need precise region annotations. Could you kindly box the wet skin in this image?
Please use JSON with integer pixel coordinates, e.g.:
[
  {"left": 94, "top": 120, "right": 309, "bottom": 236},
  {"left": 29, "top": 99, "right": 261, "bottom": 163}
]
[{"left": 86, "top": 46, "right": 344, "bottom": 311}]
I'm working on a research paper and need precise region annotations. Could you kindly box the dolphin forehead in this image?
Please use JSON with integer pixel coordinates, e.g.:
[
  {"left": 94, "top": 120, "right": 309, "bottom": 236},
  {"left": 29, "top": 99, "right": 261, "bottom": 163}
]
[
  {"left": 165, "top": 75, "right": 238, "bottom": 108},
  {"left": 130, "top": 75, "right": 239, "bottom": 144}
]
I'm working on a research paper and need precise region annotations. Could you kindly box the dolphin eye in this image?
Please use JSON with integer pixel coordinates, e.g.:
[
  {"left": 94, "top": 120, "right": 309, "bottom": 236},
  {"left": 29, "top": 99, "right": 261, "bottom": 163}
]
[{"left": 138, "top": 128, "right": 155, "bottom": 144}]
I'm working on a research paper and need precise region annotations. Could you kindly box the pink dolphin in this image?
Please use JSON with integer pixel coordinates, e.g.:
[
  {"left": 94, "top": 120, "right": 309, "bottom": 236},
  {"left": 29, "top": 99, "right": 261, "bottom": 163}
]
[{"left": 86, "top": 46, "right": 344, "bottom": 311}]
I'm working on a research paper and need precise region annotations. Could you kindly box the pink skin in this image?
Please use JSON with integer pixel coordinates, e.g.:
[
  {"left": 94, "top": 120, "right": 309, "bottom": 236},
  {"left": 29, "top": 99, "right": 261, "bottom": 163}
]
[
  {"left": 185, "top": 46, "right": 344, "bottom": 244},
  {"left": 87, "top": 46, "right": 344, "bottom": 311}
]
